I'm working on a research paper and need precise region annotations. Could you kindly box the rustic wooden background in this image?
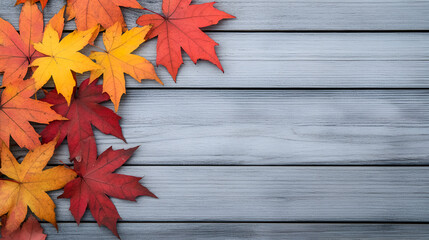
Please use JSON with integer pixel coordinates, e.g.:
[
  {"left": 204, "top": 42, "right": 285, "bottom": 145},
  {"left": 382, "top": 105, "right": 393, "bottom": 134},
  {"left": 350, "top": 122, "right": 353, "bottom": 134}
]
[{"left": 2, "top": 0, "right": 429, "bottom": 239}]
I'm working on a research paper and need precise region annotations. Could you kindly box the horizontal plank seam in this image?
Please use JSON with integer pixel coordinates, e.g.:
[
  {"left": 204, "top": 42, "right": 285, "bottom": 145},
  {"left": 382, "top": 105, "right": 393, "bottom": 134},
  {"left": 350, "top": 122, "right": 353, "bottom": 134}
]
[
  {"left": 51, "top": 221, "right": 429, "bottom": 224},
  {"left": 206, "top": 30, "right": 429, "bottom": 33},
  {"left": 56, "top": 30, "right": 429, "bottom": 33},
  {"left": 41, "top": 87, "right": 429, "bottom": 91},
  {"left": 46, "top": 164, "right": 429, "bottom": 167},
  {"left": 113, "top": 87, "right": 429, "bottom": 90}
]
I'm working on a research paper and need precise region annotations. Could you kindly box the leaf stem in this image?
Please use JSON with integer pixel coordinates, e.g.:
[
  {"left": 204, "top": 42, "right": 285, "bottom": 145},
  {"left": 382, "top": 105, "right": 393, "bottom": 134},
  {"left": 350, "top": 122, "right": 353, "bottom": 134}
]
[
  {"left": 142, "top": 8, "right": 164, "bottom": 18},
  {"left": 3, "top": 179, "right": 20, "bottom": 184},
  {"left": 92, "top": 44, "right": 107, "bottom": 53}
]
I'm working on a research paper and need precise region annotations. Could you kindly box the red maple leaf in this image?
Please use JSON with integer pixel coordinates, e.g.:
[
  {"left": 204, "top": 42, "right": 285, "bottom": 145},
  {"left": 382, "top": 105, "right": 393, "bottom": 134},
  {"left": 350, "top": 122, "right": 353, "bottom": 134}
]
[
  {"left": 41, "top": 78, "right": 125, "bottom": 161},
  {"left": 1, "top": 215, "right": 47, "bottom": 240},
  {"left": 59, "top": 146, "right": 157, "bottom": 237},
  {"left": 136, "top": 0, "right": 235, "bottom": 81},
  {"left": 0, "top": 1, "right": 44, "bottom": 85}
]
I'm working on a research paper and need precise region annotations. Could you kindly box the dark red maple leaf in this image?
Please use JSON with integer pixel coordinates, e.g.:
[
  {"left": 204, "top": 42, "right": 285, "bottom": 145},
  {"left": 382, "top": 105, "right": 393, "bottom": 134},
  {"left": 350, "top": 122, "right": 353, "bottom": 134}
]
[
  {"left": 136, "top": 0, "right": 235, "bottom": 81},
  {"left": 1, "top": 215, "right": 47, "bottom": 240},
  {"left": 59, "top": 146, "right": 157, "bottom": 238},
  {"left": 41, "top": 78, "right": 125, "bottom": 161}
]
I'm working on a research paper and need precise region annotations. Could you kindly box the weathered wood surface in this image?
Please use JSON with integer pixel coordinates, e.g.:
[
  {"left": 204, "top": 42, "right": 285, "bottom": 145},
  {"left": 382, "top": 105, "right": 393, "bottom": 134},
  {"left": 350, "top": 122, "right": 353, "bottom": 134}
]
[
  {"left": 32, "top": 90, "right": 429, "bottom": 166},
  {"left": 41, "top": 223, "right": 429, "bottom": 240},
  {"left": 4, "top": 32, "right": 429, "bottom": 88},
  {"left": 2, "top": 0, "right": 429, "bottom": 31},
  {"left": 2, "top": 32, "right": 429, "bottom": 88},
  {"left": 1, "top": 0, "right": 429, "bottom": 239},
  {"left": 85, "top": 33, "right": 429, "bottom": 88},
  {"left": 48, "top": 166, "right": 429, "bottom": 221}
]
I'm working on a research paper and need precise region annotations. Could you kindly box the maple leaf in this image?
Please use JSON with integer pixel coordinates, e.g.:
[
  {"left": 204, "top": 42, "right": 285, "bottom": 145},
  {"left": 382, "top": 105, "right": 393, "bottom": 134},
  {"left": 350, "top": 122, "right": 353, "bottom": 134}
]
[
  {"left": 1, "top": 215, "right": 46, "bottom": 240},
  {"left": 0, "top": 1, "right": 43, "bottom": 86},
  {"left": 15, "top": 0, "right": 49, "bottom": 9},
  {"left": 45, "top": 6, "right": 67, "bottom": 37},
  {"left": 30, "top": 7, "right": 101, "bottom": 105},
  {"left": 66, "top": 0, "right": 143, "bottom": 31},
  {"left": 59, "top": 146, "right": 157, "bottom": 237},
  {"left": 0, "top": 80, "right": 65, "bottom": 150},
  {"left": 0, "top": 140, "right": 77, "bottom": 233},
  {"left": 89, "top": 22, "right": 162, "bottom": 112},
  {"left": 136, "top": 0, "right": 235, "bottom": 81},
  {"left": 41, "top": 78, "right": 125, "bottom": 161}
]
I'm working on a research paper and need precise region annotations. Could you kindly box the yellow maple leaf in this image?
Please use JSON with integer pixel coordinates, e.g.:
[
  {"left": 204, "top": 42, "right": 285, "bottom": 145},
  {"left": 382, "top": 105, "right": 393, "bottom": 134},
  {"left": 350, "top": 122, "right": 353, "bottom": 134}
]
[
  {"left": 90, "top": 22, "right": 162, "bottom": 112},
  {"left": 30, "top": 8, "right": 101, "bottom": 105},
  {"left": 0, "top": 140, "right": 77, "bottom": 232}
]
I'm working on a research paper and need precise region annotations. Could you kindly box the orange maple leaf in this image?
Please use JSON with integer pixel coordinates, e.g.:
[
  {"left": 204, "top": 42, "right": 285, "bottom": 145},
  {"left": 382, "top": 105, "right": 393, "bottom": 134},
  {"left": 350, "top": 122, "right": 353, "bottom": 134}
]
[
  {"left": 0, "top": 1, "right": 44, "bottom": 86},
  {"left": 15, "top": 0, "right": 49, "bottom": 9},
  {"left": 0, "top": 80, "right": 65, "bottom": 150},
  {"left": 137, "top": 0, "right": 235, "bottom": 81},
  {"left": 90, "top": 22, "right": 162, "bottom": 111},
  {"left": 0, "top": 140, "right": 77, "bottom": 232},
  {"left": 66, "top": 0, "right": 143, "bottom": 31}
]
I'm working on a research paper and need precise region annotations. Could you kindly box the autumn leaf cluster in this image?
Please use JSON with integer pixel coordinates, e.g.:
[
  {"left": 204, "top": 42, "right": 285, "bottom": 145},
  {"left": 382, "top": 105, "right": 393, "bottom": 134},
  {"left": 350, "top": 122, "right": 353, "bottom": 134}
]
[{"left": 0, "top": 0, "right": 234, "bottom": 238}]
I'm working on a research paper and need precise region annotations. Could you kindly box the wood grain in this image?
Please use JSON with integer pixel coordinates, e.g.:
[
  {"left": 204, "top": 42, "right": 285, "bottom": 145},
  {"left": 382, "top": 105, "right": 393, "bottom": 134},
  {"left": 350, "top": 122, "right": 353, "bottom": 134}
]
[
  {"left": 24, "top": 90, "right": 429, "bottom": 166},
  {"left": 49, "top": 166, "right": 429, "bottom": 221},
  {"left": 42, "top": 223, "right": 429, "bottom": 240},
  {"left": 2, "top": 0, "right": 429, "bottom": 31},
  {"left": 88, "top": 33, "right": 429, "bottom": 88}
]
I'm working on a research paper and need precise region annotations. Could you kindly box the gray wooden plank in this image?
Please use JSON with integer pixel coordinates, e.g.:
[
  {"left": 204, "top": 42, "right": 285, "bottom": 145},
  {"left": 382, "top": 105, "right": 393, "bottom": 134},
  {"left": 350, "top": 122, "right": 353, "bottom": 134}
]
[
  {"left": 124, "top": 32, "right": 429, "bottom": 62},
  {"left": 42, "top": 223, "right": 429, "bottom": 240},
  {"left": 86, "top": 32, "right": 429, "bottom": 87},
  {"left": 3, "top": 32, "right": 429, "bottom": 88},
  {"left": 26, "top": 90, "right": 429, "bottom": 165},
  {"left": 2, "top": 0, "right": 429, "bottom": 31},
  {"left": 49, "top": 166, "right": 429, "bottom": 221}
]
